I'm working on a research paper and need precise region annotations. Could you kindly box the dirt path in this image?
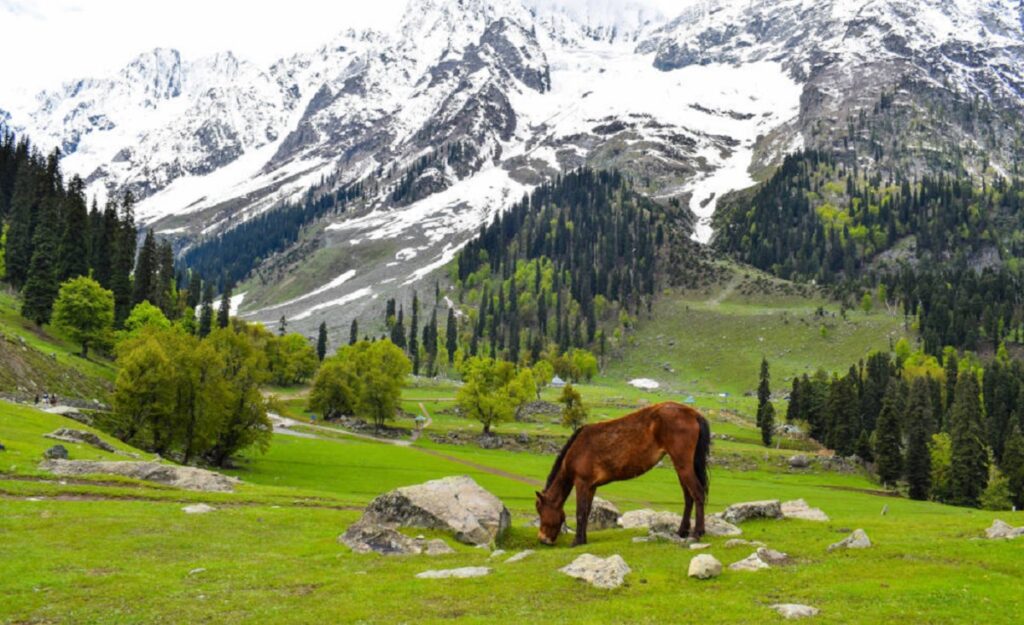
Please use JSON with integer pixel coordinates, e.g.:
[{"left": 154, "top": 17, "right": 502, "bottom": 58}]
[
  {"left": 707, "top": 271, "right": 744, "bottom": 306},
  {"left": 270, "top": 414, "right": 412, "bottom": 447}
]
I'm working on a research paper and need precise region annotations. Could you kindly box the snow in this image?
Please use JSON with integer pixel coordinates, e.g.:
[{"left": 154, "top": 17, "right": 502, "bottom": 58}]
[
  {"left": 212, "top": 291, "right": 247, "bottom": 317},
  {"left": 629, "top": 378, "right": 660, "bottom": 390},
  {"left": 247, "top": 270, "right": 357, "bottom": 315},
  {"left": 291, "top": 287, "right": 374, "bottom": 322}
]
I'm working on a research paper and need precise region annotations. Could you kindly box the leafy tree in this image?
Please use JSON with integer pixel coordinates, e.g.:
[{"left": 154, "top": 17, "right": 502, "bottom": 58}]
[
  {"left": 929, "top": 432, "right": 954, "bottom": 503},
  {"left": 570, "top": 349, "right": 599, "bottom": 382},
  {"left": 860, "top": 292, "right": 873, "bottom": 314},
  {"left": 980, "top": 467, "right": 1013, "bottom": 511},
  {"left": 532, "top": 360, "right": 554, "bottom": 399},
  {"left": 874, "top": 380, "right": 905, "bottom": 487},
  {"left": 266, "top": 333, "right": 319, "bottom": 386},
  {"left": 948, "top": 371, "right": 989, "bottom": 507},
  {"left": 559, "top": 383, "right": 588, "bottom": 431},
  {"left": 112, "top": 335, "right": 175, "bottom": 447},
  {"left": 756, "top": 357, "right": 773, "bottom": 446},
  {"left": 457, "top": 356, "right": 532, "bottom": 434},
  {"left": 309, "top": 357, "right": 361, "bottom": 420},
  {"left": 317, "top": 321, "right": 328, "bottom": 361},
  {"left": 122, "top": 301, "right": 171, "bottom": 339},
  {"left": 905, "top": 377, "right": 933, "bottom": 500},
  {"left": 356, "top": 340, "right": 411, "bottom": 429},
  {"left": 51, "top": 276, "right": 114, "bottom": 357}
]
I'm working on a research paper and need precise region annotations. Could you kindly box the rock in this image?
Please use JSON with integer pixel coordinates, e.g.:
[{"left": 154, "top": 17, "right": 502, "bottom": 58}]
[
  {"left": 188, "top": 568, "right": 207, "bottom": 576},
  {"left": 588, "top": 496, "right": 621, "bottom": 530},
  {"left": 638, "top": 529, "right": 688, "bottom": 545},
  {"left": 44, "top": 428, "right": 115, "bottom": 453},
  {"left": 488, "top": 549, "right": 507, "bottom": 559},
  {"left": 559, "top": 554, "right": 631, "bottom": 589},
  {"left": 477, "top": 435, "right": 503, "bottom": 450},
  {"left": 689, "top": 542, "right": 711, "bottom": 550},
  {"left": 687, "top": 554, "right": 722, "bottom": 579},
  {"left": 423, "top": 539, "right": 455, "bottom": 555},
  {"left": 340, "top": 520, "right": 424, "bottom": 555},
  {"left": 756, "top": 547, "right": 791, "bottom": 565},
  {"left": 182, "top": 504, "right": 215, "bottom": 515},
  {"left": 771, "top": 604, "right": 820, "bottom": 619},
  {"left": 39, "top": 459, "right": 239, "bottom": 492},
  {"left": 788, "top": 454, "right": 811, "bottom": 468},
  {"left": 721, "top": 500, "right": 783, "bottom": 524},
  {"left": 505, "top": 550, "right": 534, "bottom": 563},
  {"left": 985, "top": 519, "right": 1024, "bottom": 539},
  {"left": 360, "top": 476, "right": 510, "bottom": 545},
  {"left": 781, "top": 499, "right": 829, "bottom": 522},
  {"left": 828, "top": 529, "right": 872, "bottom": 552},
  {"left": 43, "top": 445, "right": 69, "bottom": 460},
  {"left": 724, "top": 538, "right": 766, "bottom": 548},
  {"left": 618, "top": 509, "right": 682, "bottom": 533},
  {"left": 705, "top": 514, "right": 744, "bottom": 537},
  {"left": 415, "top": 567, "right": 490, "bottom": 579},
  {"left": 729, "top": 552, "right": 770, "bottom": 571}
]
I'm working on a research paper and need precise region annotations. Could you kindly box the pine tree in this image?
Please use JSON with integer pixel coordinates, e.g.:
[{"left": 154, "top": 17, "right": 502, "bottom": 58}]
[
  {"left": 93, "top": 200, "right": 118, "bottom": 288},
  {"left": 1000, "top": 424, "right": 1024, "bottom": 510},
  {"left": 756, "top": 357, "right": 773, "bottom": 446},
  {"left": 826, "top": 374, "right": 859, "bottom": 456},
  {"left": 20, "top": 196, "right": 60, "bottom": 325},
  {"left": 905, "top": 377, "right": 933, "bottom": 500},
  {"left": 110, "top": 192, "right": 137, "bottom": 326},
  {"left": 391, "top": 306, "right": 406, "bottom": 348},
  {"left": 57, "top": 175, "right": 90, "bottom": 282},
  {"left": 155, "top": 241, "right": 176, "bottom": 317},
  {"left": 948, "top": 371, "right": 989, "bottom": 507},
  {"left": 217, "top": 282, "right": 232, "bottom": 329},
  {"left": 786, "top": 376, "right": 802, "bottom": 423},
  {"left": 349, "top": 319, "right": 358, "bottom": 346},
  {"left": 943, "top": 351, "right": 959, "bottom": 422},
  {"left": 410, "top": 292, "right": 419, "bottom": 375},
  {"left": 446, "top": 307, "right": 457, "bottom": 365},
  {"left": 278, "top": 315, "right": 287, "bottom": 336},
  {"left": 317, "top": 321, "right": 328, "bottom": 361},
  {"left": 186, "top": 271, "right": 202, "bottom": 310},
  {"left": 4, "top": 161, "right": 38, "bottom": 288},
  {"left": 133, "top": 229, "right": 158, "bottom": 306},
  {"left": 198, "top": 282, "right": 214, "bottom": 338},
  {"left": 874, "top": 379, "right": 905, "bottom": 487}
]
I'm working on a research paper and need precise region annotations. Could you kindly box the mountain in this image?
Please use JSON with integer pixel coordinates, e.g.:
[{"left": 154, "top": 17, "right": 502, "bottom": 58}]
[{"left": 5, "top": 0, "right": 1024, "bottom": 340}]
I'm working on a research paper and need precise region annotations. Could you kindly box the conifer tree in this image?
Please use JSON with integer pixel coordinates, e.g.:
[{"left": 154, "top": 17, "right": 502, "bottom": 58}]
[
  {"left": 410, "top": 293, "right": 419, "bottom": 375},
  {"left": 1000, "top": 424, "right": 1024, "bottom": 510},
  {"left": 217, "top": 282, "right": 232, "bottom": 328},
  {"left": 133, "top": 229, "right": 158, "bottom": 307},
  {"left": 198, "top": 282, "right": 214, "bottom": 338},
  {"left": 756, "top": 358, "right": 773, "bottom": 446},
  {"left": 446, "top": 307, "right": 457, "bottom": 364},
  {"left": 57, "top": 175, "right": 90, "bottom": 282},
  {"left": 349, "top": 319, "right": 358, "bottom": 346},
  {"left": 317, "top": 321, "right": 328, "bottom": 361},
  {"left": 874, "top": 379, "right": 905, "bottom": 487},
  {"left": 905, "top": 377, "right": 933, "bottom": 500},
  {"left": 943, "top": 351, "right": 959, "bottom": 421},
  {"left": 278, "top": 315, "right": 287, "bottom": 336},
  {"left": 110, "top": 192, "right": 137, "bottom": 326},
  {"left": 948, "top": 371, "right": 989, "bottom": 507},
  {"left": 826, "top": 374, "right": 859, "bottom": 456},
  {"left": 93, "top": 200, "right": 118, "bottom": 288},
  {"left": 4, "top": 162, "right": 38, "bottom": 288},
  {"left": 21, "top": 196, "right": 60, "bottom": 325},
  {"left": 186, "top": 272, "right": 202, "bottom": 310},
  {"left": 391, "top": 306, "right": 406, "bottom": 349},
  {"left": 786, "top": 376, "right": 802, "bottom": 423}
]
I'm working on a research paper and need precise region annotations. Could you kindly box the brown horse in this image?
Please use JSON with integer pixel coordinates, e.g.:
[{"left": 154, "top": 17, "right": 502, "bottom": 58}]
[{"left": 535, "top": 401, "right": 710, "bottom": 546}]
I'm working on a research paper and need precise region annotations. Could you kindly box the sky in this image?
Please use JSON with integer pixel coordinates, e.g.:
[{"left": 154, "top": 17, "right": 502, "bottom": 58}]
[{"left": 0, "top": 0, "right": 691, "bottom": 106}]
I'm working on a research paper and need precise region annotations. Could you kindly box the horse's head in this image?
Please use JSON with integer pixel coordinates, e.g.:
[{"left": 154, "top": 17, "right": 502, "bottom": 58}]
[{"left": 535, "top": 490, "right": 564, "bottom": 545}]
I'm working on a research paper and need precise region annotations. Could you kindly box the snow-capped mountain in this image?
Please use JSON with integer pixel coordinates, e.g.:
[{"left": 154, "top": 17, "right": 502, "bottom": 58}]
[{"left": 6, "top": 0, "right": 1024, "bottom": 339}]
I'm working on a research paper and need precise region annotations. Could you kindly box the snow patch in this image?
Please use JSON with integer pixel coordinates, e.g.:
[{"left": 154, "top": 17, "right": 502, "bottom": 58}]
[{"left": 629, "top": 378, "right": 660, "bottom": 390}]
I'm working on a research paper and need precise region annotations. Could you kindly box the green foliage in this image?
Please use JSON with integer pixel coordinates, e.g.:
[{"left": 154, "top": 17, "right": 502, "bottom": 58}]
[
  {"left": 905, "top": 378, "right": 934, "bottom": 500},
  {"left": 980, "top": 466, "right": 1014, "bottom": 511},
  {"left": 929, "top": 432, "right": 954, "bottom": 503},
  {"left": 308, "top": 340, "right": 410, "bottom": 429},
  {"left": 316, "top": 322, "right": 328, "bottom": 362},
  {"left": 874, "top": 380, "right": 904, "bottom": 486},
  {"left": 948, "top": 372, "right": 989, "bottom": 507},
  {"left": 1000, "top": 426, "right": 1024, "bottom": 509},
  {"left": 308, "top": 358, "right": 360, "bottom": 420},
  {"left": 0, "top": 223, "right": 8, "bottom": 280},
  {"left": 456, "top": 356, "right": 533, "bottom": 434},
  {"left": 51, "top": 276, "right": 115, "bottom": 358},
  {"left": 266, "top": 333, "right": 319, "bottom": 386},
  {"left": 21, "top": 196, "right": 60, "bottom": 325},
  {"left": 121, "top": 301, "right": 170, "bottom": 339},
  {"left": 559, "top": 383, "right": 588, "bottom": 431}
]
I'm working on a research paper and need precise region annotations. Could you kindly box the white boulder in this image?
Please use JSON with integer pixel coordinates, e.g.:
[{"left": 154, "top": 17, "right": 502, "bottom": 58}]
[{"left": 559, "top": 554, "right": 631, "bottom": 589}]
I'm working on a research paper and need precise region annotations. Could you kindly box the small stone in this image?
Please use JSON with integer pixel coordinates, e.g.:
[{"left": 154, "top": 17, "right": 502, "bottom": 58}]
[
  {"left": 43, "top": 445, "right": 69, "bottom": 460},
  {"left": 770, "top": 604, "right": 820, "bottom": 619},
  {"left": 781, "top": 499, "right": 829, "bottom": 522},
  {"left": 559, "top": 554, "right": 631, "bottom": 589},
  {"left": 488, "top": 549, "right": 507, "bottom": 559},
  {"left": 505, "top": 550, "right": 534, "bottom": 564},
  {"left": 618, "top": 509, "right": 682, "bottom": 533},
  {"left": 729, "top": 552, "right": 770, "bottom": 572},
  {"left": 689, "top": 542, "right": 711, "bottom": 550},
  {"left": 182, "top": 504, "right": 216, "bottom": 515},
  {"left": 756, "top": 547, "right": 791, "bottom": 565},
  {"left": 188, "top": 568, "right": 206, "bottom": 576},
  {"left": 423, "top": 539, "right": 455, "bottom": 555},
  {"left": 724, "top": 538, "right": 766, "bottom": 548},
  {"left": 687, "top": 554, "right": 722, "bottom": 579},
  {"left": 705, "top": 514, "right": 744, "bottom": 536},
  {"left": 828, "top": 529, "right": 871, "bottom": 552},
  {"left": 415, "top": 566, "right": 490, "bottom": 579},
  {"left": 788, "top": 455, "right": 811, "bottom": 468}
]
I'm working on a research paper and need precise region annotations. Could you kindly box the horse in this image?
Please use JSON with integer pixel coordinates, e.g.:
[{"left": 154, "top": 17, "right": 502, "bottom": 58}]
[{"left": 535, "top": 401, "right": 710, "bottom": 546}]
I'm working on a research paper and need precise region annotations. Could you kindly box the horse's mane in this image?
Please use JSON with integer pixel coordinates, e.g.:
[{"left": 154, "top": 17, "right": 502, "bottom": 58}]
[{"left": 545, "top": 427, "right": 584, "bottom": 490}]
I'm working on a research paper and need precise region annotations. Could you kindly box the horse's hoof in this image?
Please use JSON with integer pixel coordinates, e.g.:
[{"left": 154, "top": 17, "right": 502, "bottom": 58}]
[
  {"left": 572, "top": 538, "right": 587, "bottom": 547},
  {"left": 678, "top": 530, "right": 691, "bottom": 539}
]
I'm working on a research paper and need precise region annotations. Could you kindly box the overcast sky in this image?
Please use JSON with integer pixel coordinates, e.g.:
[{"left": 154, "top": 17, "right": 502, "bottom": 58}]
[{"left": 0, "top": 0, "right": 691, "bottom": 106}]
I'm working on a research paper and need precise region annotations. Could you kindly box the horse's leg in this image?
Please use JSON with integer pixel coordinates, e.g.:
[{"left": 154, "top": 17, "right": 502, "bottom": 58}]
[
  {"left": 679, "top": 489, "right": 694, "bottom": 538},
  {"left": 668, "top": 452, "right": 707, "bottom": 540},
  {"left": 572, "top": 481, "right": 595, "bottom": 547}
]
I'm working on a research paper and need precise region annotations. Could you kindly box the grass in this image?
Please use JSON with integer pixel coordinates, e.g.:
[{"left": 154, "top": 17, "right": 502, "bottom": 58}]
[{"left": 4, "top": 399, "right": 1024, "bottom": 624}]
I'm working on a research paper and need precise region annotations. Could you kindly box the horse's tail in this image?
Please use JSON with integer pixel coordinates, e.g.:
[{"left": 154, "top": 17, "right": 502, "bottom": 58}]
[{"left": 694, "top": 415, "right": 711, "bottom": 496}]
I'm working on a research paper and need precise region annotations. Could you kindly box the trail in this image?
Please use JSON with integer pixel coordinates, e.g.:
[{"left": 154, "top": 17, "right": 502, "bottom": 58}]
[
  {"left": 270, "top": 414, "right": 412, "bottom": 447},
  {"left": 707, "top": 271, "right": 743, "bottom": 306}
]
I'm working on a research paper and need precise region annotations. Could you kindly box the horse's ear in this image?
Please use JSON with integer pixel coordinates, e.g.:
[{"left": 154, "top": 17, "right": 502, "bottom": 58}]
[{"left": 535, "top": 491, "right": 544, "bottom": 502}]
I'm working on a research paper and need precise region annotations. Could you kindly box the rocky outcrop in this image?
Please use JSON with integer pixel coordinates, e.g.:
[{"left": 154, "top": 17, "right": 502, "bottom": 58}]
[
  {"left": 39, "top": 459, "right": 239, "bottom": 492},
  {"left": 359, "top": 476, "right": 510, "bottom": 545},
  {"left": 985, "top": 519, "right": 1024, "bottom": 539},
  {"left": 559, "top": 554, "right": 631, "bottom": 589},
  {"left": 828, "top": 529, "right": 872, "bottom": 552},
  {"left": 688, "top": 554, "right": 722, "bottom": 579},
  {"left": 721, "top": 500, "right": 783, "bottom": 524},
  {"left": 45, "top": 428, "right": 115, "bottom": 453},
  {"left": 340, "top": 519, "right": 456, "bottom": 556},
  {"left": 781, "top": 499, "right": 829, "bottom": 522}
]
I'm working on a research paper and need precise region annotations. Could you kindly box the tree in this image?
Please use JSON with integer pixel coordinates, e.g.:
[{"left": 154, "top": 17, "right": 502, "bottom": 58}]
[
  {"left": 357, "top": 340, "right": 412, "bottom": 429},
  {"left": 110, "top": 192, "right": 137, "bottom": 326},
  {"left": 825, "top": 373, "right": 860, "bottom": 456},
  {"left": 349, "top": 319, "right": 358, "bottom": 346},
  {"left": 559, "top": 383, "right": 588, "bottom": 431},
  {"left": 21, "top": 196, "right": 60, "bottom": 325},
  {"left": 410, "top": 292, "right": 420, "bottom": 375},
  {"left": 533, "top": 360, "right": 554, "bottom": 399},
  {"left": 317, "top": 321, "right": 328, "bottom": 361},
  {"left": 266, "top": 333, "right": 319, "bottom": 386},
  {"left": 874, "top": 380, "right": 904, "bottom": 487},
  {"left": 112, "top": 335, "right": 175, "bottom": 447},
  {"left": 457, "top": 356, "right": 531, "bottom": 435},
  {"left": 132, "top": 229, "right": 158, "bottom": 307},
  {"left": 277, "top": 315, "right": 287, "bottom": 336},
  {"left": 217, "top": 282, "right": 232, "bottom": 329},
  {"left": 948, "top": 371, "right": 988, "bottom": 507},
  {"left": 904, "top": 377, "right": 933, "bottom": 500},
  {"left": 756, "top": 357, "right": 773, "bottom": 446},
  {"left": 786, "top": 376, "right": 802, "bottom": 423},
  {"left": 980, "top": 467, "right": 1013, "bottom": 511},
  {"left": 309, "top": 357, "right": 361, "bottom": 420},
  {"left": 198, "top": 282, "right": 214, "bottom": 338},
  {"left": 57, "top": 176, "right": 90, "bottom": 282},
  {"left": 4, "top": 162, "right": 38, "bottom": 289},
  {"left": 860, "top": 292, "right": 873, "bottom": 314},
  {"left": 122, "top": 301, "right": 171, "bottom": 338},
  {"left": 446, "top": 307, "right": 458, "bottom": 364},
  {"left": 51, "top": 276, "right": 114, "bottom": 357},
  {"left": 1000, "top": 425, "right": 1024, "bottom": 510}
]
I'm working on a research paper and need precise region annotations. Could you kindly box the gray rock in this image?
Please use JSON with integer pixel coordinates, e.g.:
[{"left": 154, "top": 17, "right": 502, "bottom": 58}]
[
  {"left": 721, "top": 500, "right": 783, "bottom": 524},
  {"left": 729, "top": 552, "right": 770, "bottom": 571},
  {"left": 781, "top": 499, "right": 829, "bottom": 522},
  {"left": 423, "top": 539, "right": 455, "bottom": 555},
  {"left": 724, "top": 538, "right": 766, "bottom": 548},
  {"left": 488, "top": 549, "right": 507, "bottom": 559},
  {"left": 588, "top": 496, "right": 621, "bottom": 530},
  {"left": 618, "top": 509, "right": 682, "bottom": 533},
  {"left": 45, "top": 428, "right": 115, "bottom": 453},
  {"left": 756, "top": 547, "right": 791, "bottom": 565},
  {"left": 361, "top": 476, "right": 510, "bottom": 545},
  {"left": 828, "top": 529, "right": 872, "bottom": 552},
  {"left": 687, "top": 554, "right": 722, "bottom": 579},
  {"left": 415, "top": 567, "right": 490, "bottom": 579},
  {"left": 705, "top": 514, "right": 744, "bottom": 536},
  {"left": 771, "top": 604, "right": 820, "bottom": 619},
  {"left": 182, "top": 504, "right": 216, "bottom": 515},
  {"left": 559, "top": 554, "right": 631, "bottom": 589},
  {"left": 985, "top": 519, "right": 1024, "bottom": 539},
  {"left": 39, "top": 459, "right": 239, "bottom": 492},
  {"left": 43, "top": 445, "right": 69, "bottom": 460},
  {"left": 788, "top": 454, "right": 811, "bottom": 468},
  {"left": 689, "top": 542, "right": 711, "bottom": 550},
  {"left": 340, "top": 520, "right": 425, "bottom": 555},
  {"left": 505, "top": 550, "right": 534, "bottom": 563}
]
